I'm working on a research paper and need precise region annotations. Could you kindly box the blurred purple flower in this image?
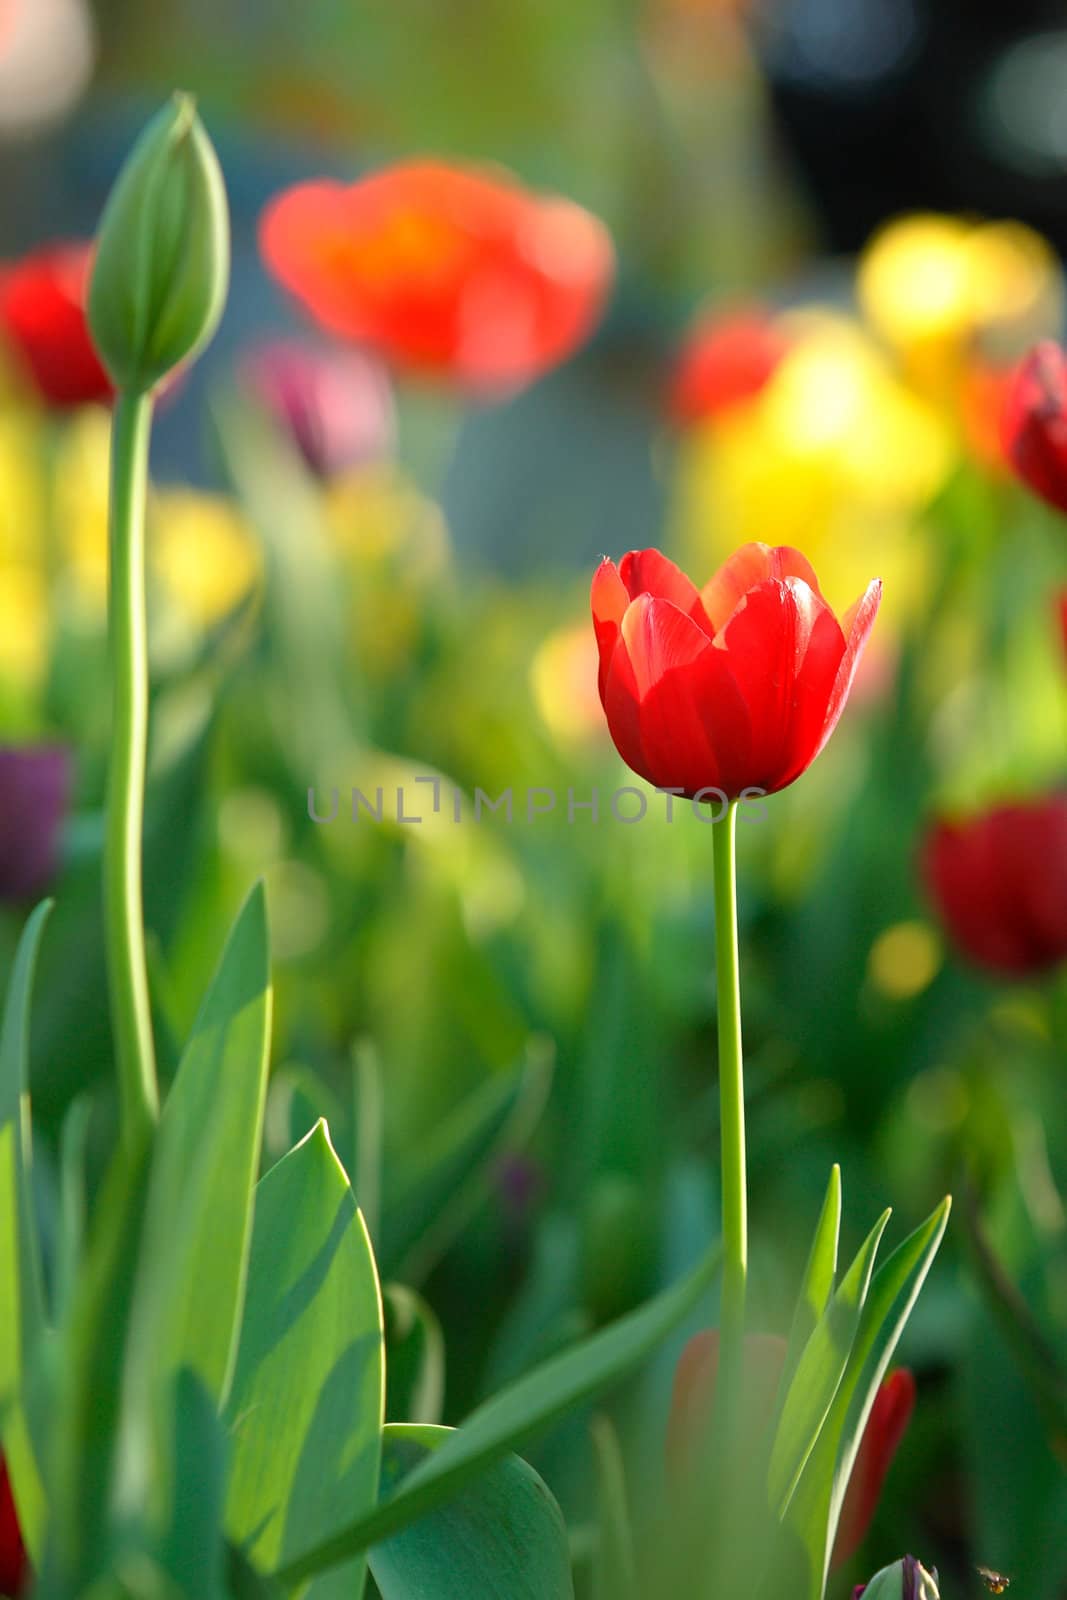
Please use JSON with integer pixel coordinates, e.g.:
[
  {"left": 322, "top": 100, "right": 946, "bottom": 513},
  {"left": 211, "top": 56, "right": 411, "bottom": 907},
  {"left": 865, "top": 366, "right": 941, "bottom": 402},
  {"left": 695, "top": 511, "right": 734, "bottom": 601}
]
[
  {"left": 240, "top": 337, "right": 394, "bottom": 478},
  {"left": 496, "top": 1153, "right": 543, "bottom": 1223},
  {"left": 0, "top": 745, "right": 71, "bottom": 901}
]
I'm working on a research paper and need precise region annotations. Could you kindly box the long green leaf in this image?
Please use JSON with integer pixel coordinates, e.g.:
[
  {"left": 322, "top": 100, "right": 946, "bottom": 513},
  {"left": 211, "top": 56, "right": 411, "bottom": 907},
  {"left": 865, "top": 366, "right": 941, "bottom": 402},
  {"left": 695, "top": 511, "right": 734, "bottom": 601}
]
[
  {"left": 140, "top": 882, "right": 272, "bottom": 1405},
  {"left": 275, "top": 1241, "right": 721, "bottom": 1586},
  {"left": 225, "top": 1121, "right": 384, "bottom": 1600},
  {"left": 590, "top": 1417, "right": 638, "bottom": 1600},
  {"left": 0, "top": 900, "right": 52, "bottom": 1558},
  {"left": 368, "top": 1424, "right": 573, "bottom": 1600},
  {"left": 772, "top": 1197, "right": 951, "bottom": 1600},
  {"left": 768, "top": 1208, "right": 890, "bottom": 1515},
  {"left": 778, "top": 1166, "right": 841, "bottom": 1400}
]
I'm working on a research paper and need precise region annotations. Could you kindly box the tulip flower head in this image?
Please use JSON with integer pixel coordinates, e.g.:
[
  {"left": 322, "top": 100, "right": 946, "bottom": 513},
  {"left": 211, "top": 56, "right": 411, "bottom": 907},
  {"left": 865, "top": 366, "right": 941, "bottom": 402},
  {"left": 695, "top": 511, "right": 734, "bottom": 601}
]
[
  {"left": 921, "top": 795, "right": 1067, "bottom": 976},
  {"left": 0, "top": 1454, "right": 27, "bottom": 1597},
  {"left": 591, "top": 544, "right": 880, "bottom": 802},
  {"left": 260, "top": 161, "right": 615, "bottom": 396},
  {"left": 0, "top": 241, "right": 112, "bottom": 408},
  {"left": 1001, "top": 342, "right": 1067, "bottom": 516},
  {"left": 854, "top": 1554, "right": 941, "bottom": 1600},
  {"left": 667, "top": 1330, "right": 914, "bottom": 1571}
]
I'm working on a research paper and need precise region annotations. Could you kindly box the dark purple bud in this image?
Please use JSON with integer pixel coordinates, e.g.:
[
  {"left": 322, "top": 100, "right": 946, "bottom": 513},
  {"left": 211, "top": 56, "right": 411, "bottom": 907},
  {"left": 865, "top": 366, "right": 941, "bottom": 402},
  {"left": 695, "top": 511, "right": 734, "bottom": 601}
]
[
  {"left": 0, "top": 745, "right": 71, "bottom": 901},
  {"left": 240, "top": 337, "right": 394, "bottom": 478}
]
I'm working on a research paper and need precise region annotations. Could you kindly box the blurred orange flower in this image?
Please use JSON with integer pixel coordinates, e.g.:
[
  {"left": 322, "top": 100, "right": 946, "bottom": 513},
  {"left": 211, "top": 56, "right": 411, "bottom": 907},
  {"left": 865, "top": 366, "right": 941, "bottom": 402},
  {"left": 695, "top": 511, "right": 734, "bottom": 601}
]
[{"left": 260, "top": 161, "right": 615, "bottom": 397}]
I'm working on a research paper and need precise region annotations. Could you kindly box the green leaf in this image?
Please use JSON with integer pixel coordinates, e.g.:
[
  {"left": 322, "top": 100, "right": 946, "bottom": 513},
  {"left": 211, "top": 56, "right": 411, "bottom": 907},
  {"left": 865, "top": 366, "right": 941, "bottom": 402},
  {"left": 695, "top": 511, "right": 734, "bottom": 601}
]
[
  {"left": 779, "top": 1166, "right": 841, "bottom": 1399},
  {"left": 384, "top": 1284, "right": 445, "bottom": 1425},
  {"left": 274, "top": 1241, "right": 721, "bottom": 1587},
  {"left": 225, "top": 1120, "right": 384, "bottom": 1600},
  {"left": 141, "top": 882, "right": 272, "bottom": 1405},
  {"left": 368, "top": 1424, "right": 573, "bottom": 1600},
  {"left": 773, "top": 1197, "right": 951, "bottom": 1600},
  {"left": 590, "top": 1417, "right": 638, "bottom": 1600},
  {"left": 0, "top": 899, "right": 53, "bottom": 1558},
  {"left": 768, "top": 1208, "right": 890, "bottom": 1517},
  {"left": 39, "top": 1138, "right": 155, "bottom": 1594},
  {"left": 155, "top": 1370, "right": 228, "bottom": 1600},
  {"left": 380, "top": 1047, "right": 552, "bottom": 1284}
]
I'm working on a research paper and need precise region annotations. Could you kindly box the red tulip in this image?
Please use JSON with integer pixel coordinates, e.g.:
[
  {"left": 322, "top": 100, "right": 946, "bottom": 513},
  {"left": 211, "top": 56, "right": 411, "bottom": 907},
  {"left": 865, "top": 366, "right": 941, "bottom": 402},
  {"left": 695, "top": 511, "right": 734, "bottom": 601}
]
[
  {"left": 0, "top": 241, "right": 112, "bottom": 409},
  {"left": 921, "top": 795, "right": 1067, "bottom": 976},
  {"left": 0, "top": 1454, "right": 27, "bottom": 1597},
  {"left": 666, "top": 1331, "right": 914, "bottom": 1569},
  {"left": 1000, "top": 341, "right": 1067, "bottom": 515},
  {"left": 669, "top": 306, "right": 788, "bottom": 425},
  {"left": 591, "top": 545, "right": 880, "bottom": 801},
  {"left": 259, "top": 161, "right": 615, "bottom": 396}
]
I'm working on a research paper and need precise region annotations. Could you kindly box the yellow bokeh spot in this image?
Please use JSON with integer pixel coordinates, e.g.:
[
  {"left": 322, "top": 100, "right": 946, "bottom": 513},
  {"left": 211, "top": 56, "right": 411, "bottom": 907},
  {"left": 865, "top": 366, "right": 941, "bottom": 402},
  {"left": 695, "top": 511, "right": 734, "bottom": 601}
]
[
  {"left": 56, "top": 406, "right": 112, "bottom": 603},
  {"left": 150, "top": 489, "right": 261, "bottom": 625},
  {"left": 858, "top": 212, "right": 1062, "bottom": 393},
  {"left": 674, "top": 311, "right": 947, "bottom": 627},
  {"left": 530, "top": 620, "right": 604, "bottom": 746},
  {"left": 0, "top": 562, "right": 47, "bottom": 682},
  {"left": 868, "top": 920, "right": 942, "bottom": 1000}
]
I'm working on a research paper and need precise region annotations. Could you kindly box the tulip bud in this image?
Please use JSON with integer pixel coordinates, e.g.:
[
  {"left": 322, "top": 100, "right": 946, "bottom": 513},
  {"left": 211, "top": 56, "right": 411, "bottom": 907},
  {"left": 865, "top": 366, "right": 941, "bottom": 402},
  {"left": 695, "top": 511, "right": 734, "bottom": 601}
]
[
  {"left": 854, "top": 1555, "right": 940, "bottom": 1600},
  {"left": 88, "top": 92, "right": 229, "bottom": 393}
]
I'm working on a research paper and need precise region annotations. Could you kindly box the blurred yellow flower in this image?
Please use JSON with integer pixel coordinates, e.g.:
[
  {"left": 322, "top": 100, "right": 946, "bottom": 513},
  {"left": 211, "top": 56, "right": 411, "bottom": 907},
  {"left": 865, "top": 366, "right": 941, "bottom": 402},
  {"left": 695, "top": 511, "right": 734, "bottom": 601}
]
[
  {"left": 674, "top": 311, "right": 949, "bottom": 627},
  {"left": 325, "top": 464, "right": 448, "bottom": 575},
  {"left": 150, "top": 489, "right": 261, "bottom": 625},
  {"left": 530, "top": 620, "right": 605, "bottom": 747},
  {"left": 0, "top": 408, "right": 43, "bottom": 566},
  {"left": 858, "top": 213, "right": 1062, "bottom": 397},
  {"left": 55, "top": 405, "right": 111, "bottom": 602},
  {"left": 0, "top": 561, "right": 46, "bottom": 681}
]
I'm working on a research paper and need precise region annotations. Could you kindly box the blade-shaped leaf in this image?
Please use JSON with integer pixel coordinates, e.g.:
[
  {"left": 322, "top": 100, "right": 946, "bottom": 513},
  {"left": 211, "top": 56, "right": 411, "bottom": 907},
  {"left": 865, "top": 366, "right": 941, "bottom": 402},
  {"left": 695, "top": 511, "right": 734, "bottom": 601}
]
[
  {"left": 0, "top": 900, "right": 52, "bottom": 1558},
  {"left": 768, "top": 1208, "right": 890, "bottom": 1516},
  {"left": 139, "top": 882, "right": 272, "bottom": 1406},
  {"left": 368, "top": 1424, "right": 573, "bottom": 1600},
  {"left": 771, "top": 1197, "right": 951, "bottom": 1600},
  {"left": 274, "top": 1241, "right": 721, "bottom": 1586},
  {"left": 778, "top": 1166, "right": 841, "bottom": 1401},
  {"left": 225, "top": 1120, "right": 384, "bottom": 1600}
]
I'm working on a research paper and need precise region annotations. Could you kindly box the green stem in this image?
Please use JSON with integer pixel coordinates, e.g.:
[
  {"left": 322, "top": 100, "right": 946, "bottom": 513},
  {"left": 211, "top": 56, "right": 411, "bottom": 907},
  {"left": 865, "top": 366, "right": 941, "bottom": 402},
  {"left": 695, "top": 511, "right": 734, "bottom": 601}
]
[
  {"left": 712, "top": 800, "right": 747, "bottom": 1390},
  {"left": 104, "top": 390, "right": 159, "bottom": 1145}
]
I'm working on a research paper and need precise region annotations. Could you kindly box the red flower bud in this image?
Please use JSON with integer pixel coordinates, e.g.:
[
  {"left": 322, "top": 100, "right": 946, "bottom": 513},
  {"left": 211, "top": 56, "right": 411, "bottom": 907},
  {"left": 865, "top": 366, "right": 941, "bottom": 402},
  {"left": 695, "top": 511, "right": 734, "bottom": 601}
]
[
  {"left": 921, "top": 795, "right": 1067, "bottom": 976},
  {"left": 0, "top": 241, "right": 112, "bottom": 409},
  {"left": 669, "top": 305, "right": 789, "bottom": 425},
  {"left": 1001, "top": 341, "right": 1067, "bottom": 515},
  {"left": 259, "top": 161, "right": 614, "bottom": 398},
  {"left": 0, "top": 1455, "right": 28, "bottom": 1598},
  {"left": 591, "top": 545, "right": 880, "bottom": 802}
]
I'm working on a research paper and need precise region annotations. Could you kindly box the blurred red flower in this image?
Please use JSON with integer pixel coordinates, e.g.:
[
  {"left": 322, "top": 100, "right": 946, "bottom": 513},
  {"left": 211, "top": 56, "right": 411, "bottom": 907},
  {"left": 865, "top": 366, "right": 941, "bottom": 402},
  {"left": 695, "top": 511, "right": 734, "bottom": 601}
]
[
  {"left": 591, "top": 544, "right": 880, "bottom": 801},
  {"left": 0, "top": 241, "right": 112, "bottom": 409},
  {"left": 669, "top": 306, "right": 788, "bottom": 425},
  {"left": 0, "top": 1454, "right": 27, "bottom": 1597},
  {"left": 259, "top": 161, "right": 615, "bottom": 397},
  {"left": 921, "top": 796, "right": 1067, "bottom": 976},
  {"left": 1001, "top": 341, "right": 1067, "bottom": 515},
  {"left": 667, "top": 1330, "right": 914, "bottom": 1570}
]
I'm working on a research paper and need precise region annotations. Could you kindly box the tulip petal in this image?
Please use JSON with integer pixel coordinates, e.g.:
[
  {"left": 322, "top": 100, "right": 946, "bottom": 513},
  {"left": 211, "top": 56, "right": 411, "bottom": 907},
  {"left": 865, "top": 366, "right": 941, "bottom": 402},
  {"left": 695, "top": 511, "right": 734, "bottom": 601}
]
[
  {"left": 701, "top": 543, "right": 825, "bottom": 635},
  {"left": 591, "top": 558, "right": 630, "bottom": 701},
  {"left": 603, "top": 596, "right": 749, "bottom": 796},
  {"left": 716, "top": 577, "right": 846, "bottom": 794},
  {"left": 619, "top": 548, "right": 714, "bottom": 636},
  {"left": 813, "top": 579, "right": 883, "bottom": 764}
]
